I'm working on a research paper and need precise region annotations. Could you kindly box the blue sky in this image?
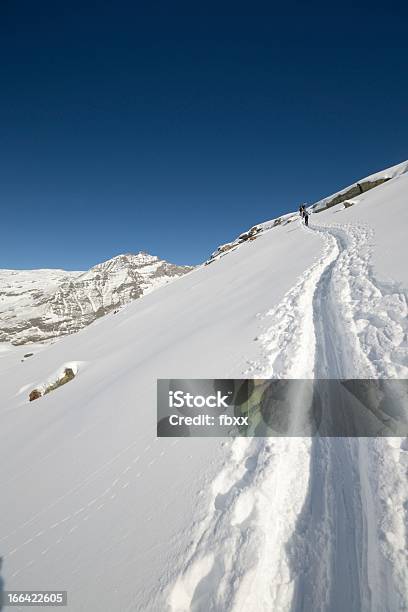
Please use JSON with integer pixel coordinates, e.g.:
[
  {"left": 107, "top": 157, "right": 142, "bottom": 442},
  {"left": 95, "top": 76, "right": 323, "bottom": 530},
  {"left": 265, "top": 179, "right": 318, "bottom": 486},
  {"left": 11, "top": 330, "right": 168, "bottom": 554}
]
[{"left": 1, "top": 1, "right": 407, "bottom": 269}]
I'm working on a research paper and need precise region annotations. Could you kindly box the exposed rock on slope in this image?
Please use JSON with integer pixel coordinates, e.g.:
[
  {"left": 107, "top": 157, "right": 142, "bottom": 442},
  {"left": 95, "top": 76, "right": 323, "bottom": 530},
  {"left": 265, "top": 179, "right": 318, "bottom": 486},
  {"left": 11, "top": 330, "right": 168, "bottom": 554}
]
[
  {"left": 29, "top": 367, "right": 76, "bottom": 402},
  {"left": 313, "top": 159, "right": 408, "bottom": 212},
  {"left": 206, "top": 214, "right": 297, "bottom": 265},
  {"left": 313, "top": 177, "right": 390, "bottom": 211},
  {"left": 0, "top": 253, "right": 193, "bottom": 344}
]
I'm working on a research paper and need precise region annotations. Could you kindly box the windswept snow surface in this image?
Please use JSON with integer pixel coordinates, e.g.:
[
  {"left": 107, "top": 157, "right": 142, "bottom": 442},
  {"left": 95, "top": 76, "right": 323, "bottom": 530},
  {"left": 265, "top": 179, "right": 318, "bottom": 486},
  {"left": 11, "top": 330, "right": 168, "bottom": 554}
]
[{"left": 1, "top": 170, "right": 408, "bottom": 611}]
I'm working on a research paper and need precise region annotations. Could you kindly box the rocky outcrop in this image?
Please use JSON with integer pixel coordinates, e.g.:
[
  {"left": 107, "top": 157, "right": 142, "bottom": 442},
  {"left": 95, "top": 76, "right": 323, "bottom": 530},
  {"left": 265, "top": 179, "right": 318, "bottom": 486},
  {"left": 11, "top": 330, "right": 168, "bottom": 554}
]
[
  {"left": 238, "top": 225, "right": 262, "bottom": 241},
  {"left": 343, "top": 200, "right": 357, "bottom": 209},
  {"left": 28, "top": 367, "right": 76, "bottom": 402},
  {"left": 205, "top": 215, "right": 298, "bottom": 266},
  {"left": 45, "top": 367, "right": 75, "bottom": 392},
  {"left": 314, "top": 178, "right": 390, "bottom": 212},
  {"left": 29, "top": 389, "right": 42, "bottom": 402},
  {"left": 358, "top": 178, "right": 390, "bottom": 192},
  {"left": 206, "top": 225, "right": 263, "bottom": 264}
]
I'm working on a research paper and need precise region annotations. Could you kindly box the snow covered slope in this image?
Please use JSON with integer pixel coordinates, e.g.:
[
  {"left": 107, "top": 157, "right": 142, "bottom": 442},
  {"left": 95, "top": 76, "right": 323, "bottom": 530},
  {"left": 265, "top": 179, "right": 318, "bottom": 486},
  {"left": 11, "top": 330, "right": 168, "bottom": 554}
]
[
  {"left": 0, "top": 166, "right": 407, "bottom": 611},
  {"left": 0, "top": 253, "right": 192, "bottom": 345}
]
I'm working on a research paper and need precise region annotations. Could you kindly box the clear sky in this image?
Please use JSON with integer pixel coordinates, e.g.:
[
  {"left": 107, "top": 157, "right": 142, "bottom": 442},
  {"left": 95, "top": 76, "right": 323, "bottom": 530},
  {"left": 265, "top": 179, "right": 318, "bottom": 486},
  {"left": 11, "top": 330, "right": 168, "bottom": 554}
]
[{"left": 1, "top": 1, "right": 407, "bottom": 269}]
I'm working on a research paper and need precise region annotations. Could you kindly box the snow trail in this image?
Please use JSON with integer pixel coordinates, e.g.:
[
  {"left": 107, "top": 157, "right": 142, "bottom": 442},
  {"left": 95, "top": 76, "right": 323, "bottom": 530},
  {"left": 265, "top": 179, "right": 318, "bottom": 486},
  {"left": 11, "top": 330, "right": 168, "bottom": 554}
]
[
  {"left": 166, "top": 222, "right": 332, "bottom": 611},
  {"left": 312, "top": 222, "right": 408, "bottom": 380},
  {"left": 289, "top": 220, "right": 408, "bottom": 612},
  {"left": 166, "top": 219, "right": 408, "bottom": 612},
  {"left": 315, "top": 222, "right": 408, "bottom": 610},
  {"left": 287, "top": 222, "right": 378, "bottom": 610}
]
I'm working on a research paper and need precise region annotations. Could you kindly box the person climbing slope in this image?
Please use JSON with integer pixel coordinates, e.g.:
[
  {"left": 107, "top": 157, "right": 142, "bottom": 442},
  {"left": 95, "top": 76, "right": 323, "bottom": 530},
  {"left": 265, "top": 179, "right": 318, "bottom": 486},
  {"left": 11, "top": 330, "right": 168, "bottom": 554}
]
[{"left": 304, "top": 208, "right": 310, "bottom": 227}]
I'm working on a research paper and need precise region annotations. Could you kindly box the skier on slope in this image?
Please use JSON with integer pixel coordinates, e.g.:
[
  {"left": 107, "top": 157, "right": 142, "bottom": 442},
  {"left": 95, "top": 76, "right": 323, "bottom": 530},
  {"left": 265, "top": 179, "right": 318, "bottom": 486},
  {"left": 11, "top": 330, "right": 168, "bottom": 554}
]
[
  {"left": 304, "top": 208, "right": 310, "bottom": 227},
  {"left": 299, "top": 204, "right": 304, "bottom": 218}
]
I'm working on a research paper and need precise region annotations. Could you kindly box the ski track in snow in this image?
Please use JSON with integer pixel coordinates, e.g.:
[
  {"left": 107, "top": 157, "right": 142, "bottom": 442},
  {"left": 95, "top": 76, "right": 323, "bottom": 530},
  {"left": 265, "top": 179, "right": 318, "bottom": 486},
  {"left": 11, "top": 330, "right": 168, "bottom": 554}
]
[{"left": 166, "top": 220, "right": 408, "bottom": 612}]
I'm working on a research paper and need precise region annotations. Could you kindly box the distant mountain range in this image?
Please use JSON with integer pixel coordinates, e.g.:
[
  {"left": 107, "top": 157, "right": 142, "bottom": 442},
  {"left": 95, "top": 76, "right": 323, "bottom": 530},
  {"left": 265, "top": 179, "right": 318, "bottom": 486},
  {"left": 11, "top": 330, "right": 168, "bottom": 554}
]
[{"left": 0, "top": 253, "right": 193, "bottom": 344}]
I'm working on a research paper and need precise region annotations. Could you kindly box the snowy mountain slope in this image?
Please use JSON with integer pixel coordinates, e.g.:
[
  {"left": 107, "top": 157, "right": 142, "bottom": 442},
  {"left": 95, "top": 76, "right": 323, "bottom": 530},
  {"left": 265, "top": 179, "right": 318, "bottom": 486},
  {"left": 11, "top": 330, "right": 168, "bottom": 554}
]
[
  {"left": 0, "top": 253, "right": 192, "bottom": 345},
  {"left": 0, "top": 224, "right": 324, "bottom": 611},
  {"left": 166, "top": 177, "right": 408, "bottom": 612},
  {"left": 0, "top": 268, "right": 82, "bottom": 341},
  {"left": 0, "top": 166, "right": 407, "bottom": 611}
]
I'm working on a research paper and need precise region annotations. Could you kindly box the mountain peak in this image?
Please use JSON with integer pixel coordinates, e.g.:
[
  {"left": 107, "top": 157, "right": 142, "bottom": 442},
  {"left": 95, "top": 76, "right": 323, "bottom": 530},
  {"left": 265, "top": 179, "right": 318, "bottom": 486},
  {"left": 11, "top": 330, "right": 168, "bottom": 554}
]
[{"left": 0, "top": 253, "right": 193, "bottom": 344}]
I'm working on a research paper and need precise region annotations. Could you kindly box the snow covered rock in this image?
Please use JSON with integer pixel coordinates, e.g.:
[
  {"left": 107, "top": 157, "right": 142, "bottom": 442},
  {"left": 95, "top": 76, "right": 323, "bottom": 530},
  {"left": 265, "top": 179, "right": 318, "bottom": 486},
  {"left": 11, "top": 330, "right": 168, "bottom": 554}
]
[
  {"left": 206, "top": 215, "right": 297, "bottom": 265},
  {"left": 207, "top": 224, "right": 268, "bottom": 264},
  {"left": 28, "top": 366, "right": 76, "bottom": 401}
]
